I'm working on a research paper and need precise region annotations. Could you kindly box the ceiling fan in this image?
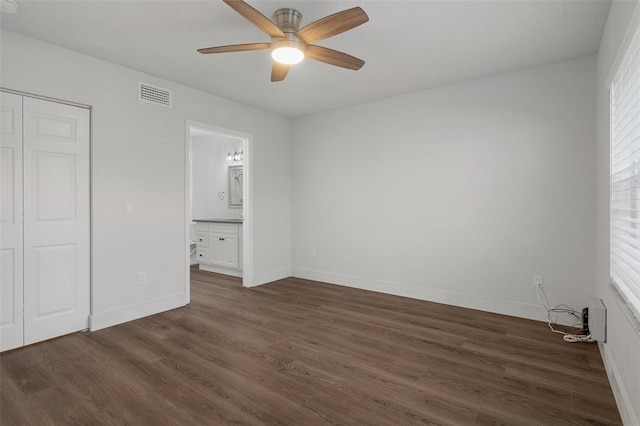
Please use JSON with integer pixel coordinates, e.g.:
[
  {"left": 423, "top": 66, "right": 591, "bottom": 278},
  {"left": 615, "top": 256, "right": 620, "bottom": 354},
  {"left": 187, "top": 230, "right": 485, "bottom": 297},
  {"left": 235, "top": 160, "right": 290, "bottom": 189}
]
[{"left": 198, "top": 0, "right": 369, "bottom": 82}]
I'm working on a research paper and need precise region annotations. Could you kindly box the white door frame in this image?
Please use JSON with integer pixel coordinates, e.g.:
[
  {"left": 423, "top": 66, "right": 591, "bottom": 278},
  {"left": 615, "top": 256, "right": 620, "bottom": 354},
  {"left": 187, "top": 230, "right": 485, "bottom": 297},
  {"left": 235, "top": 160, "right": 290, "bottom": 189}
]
[
  {"left": 184, "top": 120, "right": 253, "bottom": 301},
  {"left": 1, "top": 91, "right": 25, "bottom": 351}
]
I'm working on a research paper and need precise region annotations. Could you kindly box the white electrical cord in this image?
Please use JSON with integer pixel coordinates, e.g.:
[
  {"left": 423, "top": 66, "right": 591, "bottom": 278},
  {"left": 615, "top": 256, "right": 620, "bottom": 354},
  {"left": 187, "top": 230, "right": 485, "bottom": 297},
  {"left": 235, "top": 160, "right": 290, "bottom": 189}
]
[{"left": 536, "top": 286, "right": 594, "bottom": 343}]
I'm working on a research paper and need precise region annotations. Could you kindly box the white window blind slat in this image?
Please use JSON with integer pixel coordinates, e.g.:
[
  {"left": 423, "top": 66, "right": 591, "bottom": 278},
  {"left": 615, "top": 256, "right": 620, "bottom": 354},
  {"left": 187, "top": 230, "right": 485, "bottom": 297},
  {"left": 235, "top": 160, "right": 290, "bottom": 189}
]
[
  {"left": 611, "top": 271, "right": 640, "bottom": 320},
  {"left": 611, "top": 263, "right": 640, "bottom": 302},
  {"left": 614, "top": 65, "right": 640, "bottom": 119},
  {"left": 611, "top": 163, "right": 640, "bottom": 183},
  {"left": 611, "top": 223, "right": 640, "bottom": 241},
  {"left": 612, "top": 189, "right": 640, "bottom": 201},
  {"left": 611, "top": 19, "right": 640, "bottom": 323},
  {"left": 612, "top": 212, "right": 640, "bottom": 224},
  {"left": 615, "top": 47, "right": 640, "bottom": 111},
  {"left": 613, "top": 77, "right": 640, "bottom": 130},
  {"left": 610, "top": 124, "right": 640, "bottom": 163},
  {"left": 612, "top": 103, "right": 640, "bottom": 150},
  {"left": 611, "top": 233, "right": 640, "bottom": 255},
  {"left": 611, "top": 176, "right": 640, "bottom": 192},
  {"left": 611, "top": 207, "right": 640, "bottom": 215},
  {"left": 613, "top": 238, "right": 640, "bottom": 262},
  {"left": 611, "top": 256, "right": 640, "bottom": 287}
]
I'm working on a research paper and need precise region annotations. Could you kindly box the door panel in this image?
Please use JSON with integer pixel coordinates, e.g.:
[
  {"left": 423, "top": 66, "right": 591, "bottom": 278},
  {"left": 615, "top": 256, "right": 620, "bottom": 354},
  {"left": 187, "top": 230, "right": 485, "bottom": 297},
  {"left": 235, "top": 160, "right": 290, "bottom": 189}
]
[
  {"left": 1, "top": 249, "right": 16, "bottom": 324},
  {"left": 34, "top": 244, "right": 77, "bottom": 317},
  {"left": 33, "top": 152, "right": 76, "bottom": 222},
  {"left": 32, "top": 113, "right": 77, "bottom": 142},
  {"left": 0, "top": 92, "right": 24, "bottom": 351},
  {"left": 23, "top": 97, "right": 89, "bottom": 345},
  {"left": 0, "top": 147, "right": 16, "bottom": 223}
]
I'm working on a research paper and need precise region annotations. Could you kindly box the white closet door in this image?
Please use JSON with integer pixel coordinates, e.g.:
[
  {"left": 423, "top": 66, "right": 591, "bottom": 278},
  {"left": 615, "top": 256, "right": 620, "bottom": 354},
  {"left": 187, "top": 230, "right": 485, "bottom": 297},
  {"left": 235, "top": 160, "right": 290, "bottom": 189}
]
[
  {"left": 0, "top": 92, "right": 25, "bottom": 352},
  {"left": 23, "top": 97, "right": 90, "bottom": 345}
]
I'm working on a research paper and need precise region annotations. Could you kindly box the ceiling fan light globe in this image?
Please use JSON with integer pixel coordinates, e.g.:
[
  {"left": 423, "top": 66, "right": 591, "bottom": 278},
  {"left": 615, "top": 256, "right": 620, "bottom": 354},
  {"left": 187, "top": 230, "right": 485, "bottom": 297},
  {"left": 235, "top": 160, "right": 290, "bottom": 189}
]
[
  {"left": 272, "top": 47, "right": 304, "bottom": 64},
  {"left": 271, "top": 38, "right": 305, "bottom": 65}
]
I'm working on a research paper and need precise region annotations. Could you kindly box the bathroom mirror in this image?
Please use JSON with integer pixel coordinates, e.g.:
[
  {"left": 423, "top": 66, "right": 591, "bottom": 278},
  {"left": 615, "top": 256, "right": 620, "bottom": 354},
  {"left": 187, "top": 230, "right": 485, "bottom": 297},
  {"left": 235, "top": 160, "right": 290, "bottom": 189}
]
[{"left": 228, "top": 165, "right": 243, "bottom": 208}]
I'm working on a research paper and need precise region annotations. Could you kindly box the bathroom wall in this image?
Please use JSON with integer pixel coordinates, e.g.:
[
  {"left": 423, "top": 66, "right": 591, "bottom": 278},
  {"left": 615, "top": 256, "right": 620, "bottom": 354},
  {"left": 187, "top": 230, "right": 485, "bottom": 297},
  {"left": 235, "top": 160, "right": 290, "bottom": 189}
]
[{"left": 191, "top": 133, "right": 243, "bottom": 220}]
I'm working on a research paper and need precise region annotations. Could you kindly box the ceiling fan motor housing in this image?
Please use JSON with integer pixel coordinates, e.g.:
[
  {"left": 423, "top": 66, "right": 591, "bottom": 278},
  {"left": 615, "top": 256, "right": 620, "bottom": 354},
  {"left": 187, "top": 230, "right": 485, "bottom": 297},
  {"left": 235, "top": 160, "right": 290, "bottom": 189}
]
[{"left": 272, "top": 8, "right": 302, "bottom": 33}]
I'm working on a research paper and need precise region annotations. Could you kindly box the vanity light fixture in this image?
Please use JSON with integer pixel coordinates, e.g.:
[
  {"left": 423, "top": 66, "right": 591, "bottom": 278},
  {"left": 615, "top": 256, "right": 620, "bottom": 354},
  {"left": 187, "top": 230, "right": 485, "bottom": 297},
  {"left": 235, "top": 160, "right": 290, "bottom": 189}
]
[{"left": 227, "top": 150, "right": 244, "bottom": 162}]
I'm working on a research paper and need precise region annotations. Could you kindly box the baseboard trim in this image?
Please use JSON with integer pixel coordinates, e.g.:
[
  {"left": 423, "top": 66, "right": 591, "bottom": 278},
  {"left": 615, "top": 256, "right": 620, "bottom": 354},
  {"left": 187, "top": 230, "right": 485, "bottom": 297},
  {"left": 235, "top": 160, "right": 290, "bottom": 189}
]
[
  {"left": 599, "top": 341, "right": 639, "bottom": 426},
  {"left": 292, "top": 267, "right": 547, "bottom": 322},
  {"left": 89, "top": 292, "right": 187, "bottom": 332},
  {"left": 251, "top": 266, "right": 292, "bottom": 288},
  {"left": 199, "top": 264, "right": 242, "bottom": 278}
]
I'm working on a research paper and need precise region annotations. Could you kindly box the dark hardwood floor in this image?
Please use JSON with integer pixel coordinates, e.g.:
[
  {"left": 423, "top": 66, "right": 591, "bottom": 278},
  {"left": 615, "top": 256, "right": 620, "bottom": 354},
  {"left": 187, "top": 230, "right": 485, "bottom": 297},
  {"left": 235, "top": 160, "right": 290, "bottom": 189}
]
[{"left": 1, "top": 268, "right": 622, "bottom": 425}]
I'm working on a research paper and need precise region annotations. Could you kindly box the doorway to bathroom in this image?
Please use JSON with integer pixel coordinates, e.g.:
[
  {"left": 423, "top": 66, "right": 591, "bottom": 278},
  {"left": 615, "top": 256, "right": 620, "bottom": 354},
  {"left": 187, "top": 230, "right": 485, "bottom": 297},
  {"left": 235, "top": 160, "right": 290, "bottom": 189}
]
[{"left": 185, "top": 121, "right": 252, "bottom": 301}]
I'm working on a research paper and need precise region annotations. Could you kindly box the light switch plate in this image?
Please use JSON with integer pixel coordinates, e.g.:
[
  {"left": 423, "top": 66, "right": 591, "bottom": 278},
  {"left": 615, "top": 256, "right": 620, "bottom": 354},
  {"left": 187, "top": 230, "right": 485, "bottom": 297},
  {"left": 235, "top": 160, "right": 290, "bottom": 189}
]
[{"left": 124, "top": 201, "right": 133, "bottom": 215}]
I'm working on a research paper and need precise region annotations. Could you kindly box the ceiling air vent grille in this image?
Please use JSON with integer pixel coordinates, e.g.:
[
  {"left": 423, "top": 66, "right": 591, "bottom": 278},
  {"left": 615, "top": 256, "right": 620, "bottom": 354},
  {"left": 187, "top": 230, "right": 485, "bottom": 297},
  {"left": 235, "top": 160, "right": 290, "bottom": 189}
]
[{"left": 138, "top": 82, "right": 172, "bottom": 107}]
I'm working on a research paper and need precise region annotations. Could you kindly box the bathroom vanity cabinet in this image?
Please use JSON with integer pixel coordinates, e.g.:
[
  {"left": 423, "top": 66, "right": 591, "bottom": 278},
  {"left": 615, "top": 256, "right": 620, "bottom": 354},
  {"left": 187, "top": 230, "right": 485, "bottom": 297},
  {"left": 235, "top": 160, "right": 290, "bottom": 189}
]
[{"left": 194, "top": 220, "right": 243, "bottom": 277}]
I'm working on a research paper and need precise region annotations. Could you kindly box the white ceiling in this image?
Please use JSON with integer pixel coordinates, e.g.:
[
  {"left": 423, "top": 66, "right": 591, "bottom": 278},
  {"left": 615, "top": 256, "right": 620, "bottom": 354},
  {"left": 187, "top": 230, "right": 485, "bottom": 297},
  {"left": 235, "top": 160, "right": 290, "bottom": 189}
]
[{"left": 1, "top": 0, "right": 611, "bottom": 117}]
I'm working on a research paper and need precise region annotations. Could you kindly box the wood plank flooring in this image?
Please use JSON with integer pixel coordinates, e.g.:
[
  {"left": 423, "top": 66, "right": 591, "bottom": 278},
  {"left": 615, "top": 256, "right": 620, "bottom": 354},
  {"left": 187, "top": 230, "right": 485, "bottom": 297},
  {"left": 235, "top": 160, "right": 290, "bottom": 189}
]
[{"left": 1, "top": 268, "right": 622, "bottom": 425}]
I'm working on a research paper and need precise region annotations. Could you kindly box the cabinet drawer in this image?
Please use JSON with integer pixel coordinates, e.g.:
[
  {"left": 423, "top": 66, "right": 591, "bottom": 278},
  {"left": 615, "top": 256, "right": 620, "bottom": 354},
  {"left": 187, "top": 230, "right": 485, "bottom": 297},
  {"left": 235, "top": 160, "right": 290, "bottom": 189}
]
[
  {"left": 195, "top": 233, "right": 208, "bottom": 246},
  {"left": 196, "top": 248, "right": 208, "bottom": 261},
  {"left": 195, "top": 222, "right": 208, "bottom": 232},
  {"left": 208, "top": 223, "right": 238, "bottom": 234}
]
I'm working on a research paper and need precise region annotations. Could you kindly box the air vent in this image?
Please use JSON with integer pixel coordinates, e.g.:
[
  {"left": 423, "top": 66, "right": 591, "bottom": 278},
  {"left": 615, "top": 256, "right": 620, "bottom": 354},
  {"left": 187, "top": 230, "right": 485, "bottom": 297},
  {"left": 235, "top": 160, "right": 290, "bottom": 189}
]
[{"left": 138, "top": 82, "right": 172, "bottom": 107}]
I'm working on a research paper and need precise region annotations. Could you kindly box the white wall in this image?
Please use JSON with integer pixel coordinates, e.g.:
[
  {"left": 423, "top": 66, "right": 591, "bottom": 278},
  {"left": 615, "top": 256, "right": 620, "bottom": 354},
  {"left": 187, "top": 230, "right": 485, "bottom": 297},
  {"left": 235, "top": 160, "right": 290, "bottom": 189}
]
[
  {"left": 293, "top": 56, "right": 596, "bottom": 322},
  {"left": 595, "top": 1, "right": 640, "bottom": 424},
  {"left": 1, "top": 30, "right": 292, "bottom": 329},
  {"left": 191, "top": 134, "right": 243, "bottom": 220}
]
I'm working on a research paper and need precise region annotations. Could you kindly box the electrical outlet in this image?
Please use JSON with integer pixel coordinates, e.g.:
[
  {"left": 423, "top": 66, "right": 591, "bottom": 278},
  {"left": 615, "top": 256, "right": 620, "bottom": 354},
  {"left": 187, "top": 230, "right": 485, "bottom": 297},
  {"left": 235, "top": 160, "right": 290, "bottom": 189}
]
[
  {"left": 533, "top": 275, "right": 543, "bottom": 288},
  {"left": 311, "top": 249, "right": 317, "bottom": 258},
  {"left": 138, "top": 271, "right": 148, "bottom": 285}
]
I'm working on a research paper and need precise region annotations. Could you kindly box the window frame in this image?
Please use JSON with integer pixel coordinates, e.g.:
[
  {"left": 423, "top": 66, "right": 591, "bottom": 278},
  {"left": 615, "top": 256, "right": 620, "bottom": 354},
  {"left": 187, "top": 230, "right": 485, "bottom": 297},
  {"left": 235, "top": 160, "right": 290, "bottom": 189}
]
[{"left": 610, "top": 20, "right": 640, "bottom": 330}]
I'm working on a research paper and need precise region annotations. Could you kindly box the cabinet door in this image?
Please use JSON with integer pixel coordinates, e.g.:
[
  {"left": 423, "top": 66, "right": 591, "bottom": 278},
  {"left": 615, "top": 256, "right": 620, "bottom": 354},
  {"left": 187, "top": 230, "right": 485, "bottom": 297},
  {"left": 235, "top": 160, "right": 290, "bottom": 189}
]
[
  {"left": 208, "top": 234, "right": 225, "bottom": 266},
  {"left": 209, "top": 233, "right": 239, "bottom": 269},
  {"left": 221, "top": 234, "right": 239, "bottom": 269},
  {"left": 0, "top": 92, "right": 24, "bottom": 352}
]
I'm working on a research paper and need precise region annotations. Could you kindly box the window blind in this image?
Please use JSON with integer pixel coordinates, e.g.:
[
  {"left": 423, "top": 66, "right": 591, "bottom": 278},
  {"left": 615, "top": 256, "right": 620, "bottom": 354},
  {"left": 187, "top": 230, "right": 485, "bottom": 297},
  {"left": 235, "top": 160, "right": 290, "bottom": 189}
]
[{"left": 611, "top": 21, "right": 640, "bottom": 322}]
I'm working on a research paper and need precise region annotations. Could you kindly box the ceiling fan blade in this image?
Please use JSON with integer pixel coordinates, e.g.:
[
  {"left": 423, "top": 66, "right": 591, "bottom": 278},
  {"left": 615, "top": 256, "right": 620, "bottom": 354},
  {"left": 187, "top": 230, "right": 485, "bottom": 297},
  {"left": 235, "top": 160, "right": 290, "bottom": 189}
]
[
  {"left": 223, "top": 0, "right": 285, "bottom": 38},
  {"left": 271, "top": 62, "right": 290, "bottom": 82},
  {"left": 197, "top": 43, "right": 271, "bottom": 54},
  {"left": 305, "top": 45, "right": 365, "bottom": 70},
  {"left": 296, "top": 7, "right": 369, "bottom": 43}
]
